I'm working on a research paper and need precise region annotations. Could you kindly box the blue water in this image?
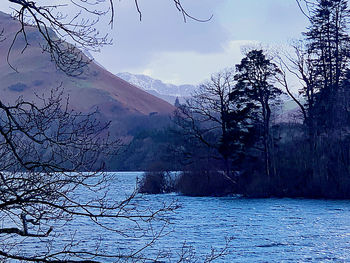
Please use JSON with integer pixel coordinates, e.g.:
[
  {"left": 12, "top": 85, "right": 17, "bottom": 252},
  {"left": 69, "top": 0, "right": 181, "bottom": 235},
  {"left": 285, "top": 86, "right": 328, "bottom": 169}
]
[
  {"left": 10, "top": 172, "right": 350, "bottom": 262},
  {"left": 93, "top": 172, "right": 350, "bottom": 262}
]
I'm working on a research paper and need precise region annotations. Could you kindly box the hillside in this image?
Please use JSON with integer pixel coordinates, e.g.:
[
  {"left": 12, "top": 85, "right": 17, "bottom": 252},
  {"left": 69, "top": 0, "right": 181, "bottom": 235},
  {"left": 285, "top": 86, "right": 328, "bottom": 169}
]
[{"left": 0, "top": 12, "right": 174, "bottom": 137}]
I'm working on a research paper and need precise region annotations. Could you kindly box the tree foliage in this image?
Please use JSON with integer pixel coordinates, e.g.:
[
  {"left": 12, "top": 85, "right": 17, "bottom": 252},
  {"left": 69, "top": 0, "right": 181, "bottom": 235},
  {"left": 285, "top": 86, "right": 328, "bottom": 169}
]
[{"left": 235, "top": 50, "right": 283, "bottom": 178}]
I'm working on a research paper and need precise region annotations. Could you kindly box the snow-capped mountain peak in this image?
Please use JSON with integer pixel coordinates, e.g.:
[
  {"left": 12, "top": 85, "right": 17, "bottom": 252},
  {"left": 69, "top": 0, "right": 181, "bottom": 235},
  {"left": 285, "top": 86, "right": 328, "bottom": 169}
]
[{"left": 116, "top": 72, "right": 198, "bottom": 100}]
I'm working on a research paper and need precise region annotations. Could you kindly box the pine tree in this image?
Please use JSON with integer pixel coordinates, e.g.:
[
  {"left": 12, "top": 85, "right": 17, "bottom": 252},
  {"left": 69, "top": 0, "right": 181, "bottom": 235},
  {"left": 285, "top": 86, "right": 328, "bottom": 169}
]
[
  {"left": 234, "top": 50, "right": 282, "bottom": 178},
  {"left": 304, "top": 0, "right": 350, "bottom": 130},
  {"left": 174, "top": 97, "right": 181, "bottom": 107}
]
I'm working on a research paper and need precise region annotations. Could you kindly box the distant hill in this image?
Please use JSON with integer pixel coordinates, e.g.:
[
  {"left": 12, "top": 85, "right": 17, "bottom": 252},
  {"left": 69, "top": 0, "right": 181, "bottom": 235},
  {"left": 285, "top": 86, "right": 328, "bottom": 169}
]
[
  {"left": 0, "top": 11, "right": 175, "bottom": 138},
  {"left": 117, "top": 72, "right": 198, "bottom": 104}
]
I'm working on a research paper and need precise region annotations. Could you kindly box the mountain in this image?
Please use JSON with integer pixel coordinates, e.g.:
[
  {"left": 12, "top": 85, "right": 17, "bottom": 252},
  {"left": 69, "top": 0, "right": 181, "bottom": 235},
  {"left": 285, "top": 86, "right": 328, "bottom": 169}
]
[
  {"left": 116, "top": 72, "right": 198, "bottom": 104},
  {"left": 0, "top": 11, "right": 174, "bottom": 137}
]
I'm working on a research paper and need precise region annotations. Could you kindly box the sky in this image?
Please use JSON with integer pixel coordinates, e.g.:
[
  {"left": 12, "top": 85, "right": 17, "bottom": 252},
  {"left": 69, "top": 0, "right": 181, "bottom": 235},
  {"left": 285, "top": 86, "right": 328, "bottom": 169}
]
[{"left": 0, "top": 0, "right": 309, "bottom": 85}]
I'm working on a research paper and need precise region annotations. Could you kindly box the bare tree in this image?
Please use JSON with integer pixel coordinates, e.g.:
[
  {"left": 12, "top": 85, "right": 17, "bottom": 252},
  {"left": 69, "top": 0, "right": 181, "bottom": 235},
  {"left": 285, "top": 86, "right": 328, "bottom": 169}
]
[
  {"left": 174, "top": 69, "right": 256, "bottom": 182},
  {"left": 277, "top": 41, "right": 318, "bottom": 145},
  {"left": 0, "top": 87, "right": 185, "bottom": 262},
  {"left": 0, "top": 1, "right": 231, "bottom": 262}
]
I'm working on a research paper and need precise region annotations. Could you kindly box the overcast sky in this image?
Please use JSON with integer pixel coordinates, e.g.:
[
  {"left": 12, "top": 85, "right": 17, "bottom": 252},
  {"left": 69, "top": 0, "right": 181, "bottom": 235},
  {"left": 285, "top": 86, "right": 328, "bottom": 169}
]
[{"left": 0, "top": 0, "right": 309, "bottom": 85}]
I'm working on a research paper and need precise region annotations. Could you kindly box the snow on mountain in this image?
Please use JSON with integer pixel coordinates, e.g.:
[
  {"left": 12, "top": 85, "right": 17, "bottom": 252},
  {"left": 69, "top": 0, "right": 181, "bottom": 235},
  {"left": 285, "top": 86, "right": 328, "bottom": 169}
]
[
  {"left": 116, "top": 72, "right": 198, "bottom": 104},
  {"left": 115, "top": 73, "right": 300, "bottom": 123}
]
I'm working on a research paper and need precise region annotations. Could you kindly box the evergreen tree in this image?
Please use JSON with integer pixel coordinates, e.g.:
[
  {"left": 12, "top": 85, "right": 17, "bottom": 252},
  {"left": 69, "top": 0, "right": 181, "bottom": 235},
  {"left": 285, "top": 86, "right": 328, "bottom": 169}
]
[
  {"left": 234, "top": 50, "right": 282, "bottom": 178},
  {"left": 175, "top": 97, "right": 181, "bottom": 107},
  {"left": 304, "top": 0, "right": 350, "bottom": 130}
]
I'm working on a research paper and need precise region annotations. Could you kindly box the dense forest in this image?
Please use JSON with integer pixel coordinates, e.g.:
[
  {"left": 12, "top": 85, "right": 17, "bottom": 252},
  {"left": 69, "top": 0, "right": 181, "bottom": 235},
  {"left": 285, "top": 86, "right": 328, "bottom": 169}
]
[{"left": 139, "top": 0, "right": 350, "bottom": 199}]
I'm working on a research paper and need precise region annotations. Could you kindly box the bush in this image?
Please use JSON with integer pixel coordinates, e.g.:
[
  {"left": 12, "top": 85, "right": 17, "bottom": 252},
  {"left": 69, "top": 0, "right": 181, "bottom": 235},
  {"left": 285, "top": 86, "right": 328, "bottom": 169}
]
[
  {"left": 138, "top": 170, "right": 177, "bottom": 194},
  {"left": 176, "top": 170, "right": 235, "bottom": 197},
  {"left": 138, "top": 171, "right": 166, "bottom": 194}
]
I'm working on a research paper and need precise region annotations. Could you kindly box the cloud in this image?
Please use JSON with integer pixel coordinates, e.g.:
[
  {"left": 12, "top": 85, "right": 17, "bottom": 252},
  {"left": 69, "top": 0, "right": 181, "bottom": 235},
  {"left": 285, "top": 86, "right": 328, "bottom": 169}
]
[
  {"left": 124, "top": 40, "right": 258, "bottom": 85},
  {"left": 0, "top": 0, "right": 310, "bottom": 86},
  {"left": 92, "top": 0, "right": 231, "bottom": 83},
  {"left": 217, "top": 0, "right": 308, "bottom": 43},
  {"left": 112, "top": 0, "right": 228, "bottom": 53},
  {"left": 93, "top": 0, "right": 310, "bottom": 85}
]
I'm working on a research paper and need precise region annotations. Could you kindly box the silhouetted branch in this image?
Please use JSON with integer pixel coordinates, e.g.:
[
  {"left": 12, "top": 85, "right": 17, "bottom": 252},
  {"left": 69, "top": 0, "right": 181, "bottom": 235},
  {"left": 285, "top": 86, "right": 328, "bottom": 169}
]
[{"left": 6, "top": 0, "right": 211, "bottom": 75}]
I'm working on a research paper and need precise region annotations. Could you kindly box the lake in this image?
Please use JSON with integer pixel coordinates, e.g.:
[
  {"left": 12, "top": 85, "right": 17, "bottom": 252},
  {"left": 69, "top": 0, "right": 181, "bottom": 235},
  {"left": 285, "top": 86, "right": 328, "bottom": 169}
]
[
  {"left": 93, "top": 172, "right": 350, "bottom": 262},
  {"left": 15, "top": 172, "right": 350, "bottom": 262}
]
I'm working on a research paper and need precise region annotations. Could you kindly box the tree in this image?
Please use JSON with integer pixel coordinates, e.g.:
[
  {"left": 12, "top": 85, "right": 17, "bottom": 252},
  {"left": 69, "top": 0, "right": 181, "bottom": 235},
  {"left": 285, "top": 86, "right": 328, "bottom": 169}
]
[
  {"left": 174, "top": 70, "right": 256, "bottom": 183},
  {"left": 234, "top": 49, "right": 283, "bottom": 178},
  {"left": 0, "top": 88, "right": 184, "bottom": 262},
  {"left": 294, "top": 0, "right": 350, "bottom": 131},
  {"left": 306, "top": 0, "right": 350, "bottom": 129},
  {"left": 175, "top": 97, "right": 181, "bottom": 107},
  {"left": 0, "top": 1, "right": 229, "bottom": 262},
  {"left": 272, "top": 0, "right": 350, "bottom": 196},
  {"left": 283, "top": 0, "right": 350, "bottom": 161}
]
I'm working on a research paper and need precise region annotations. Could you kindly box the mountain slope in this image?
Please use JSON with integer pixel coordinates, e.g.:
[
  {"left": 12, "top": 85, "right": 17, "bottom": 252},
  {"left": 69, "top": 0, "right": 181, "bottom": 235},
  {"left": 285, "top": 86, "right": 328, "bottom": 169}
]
[{"left": 0, "top": 12, "right": 174, "bottom": 126}]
